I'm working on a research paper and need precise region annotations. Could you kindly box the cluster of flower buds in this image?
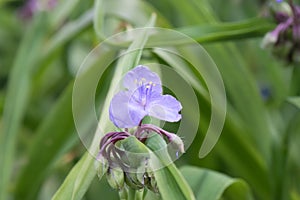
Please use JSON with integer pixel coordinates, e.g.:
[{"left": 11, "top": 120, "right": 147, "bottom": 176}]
[
  {"left": 262, "top": 0, "right": 300, "bottom": 63},
  {"left": 95, "top": 66, "right": 184, "bottom": 195}
]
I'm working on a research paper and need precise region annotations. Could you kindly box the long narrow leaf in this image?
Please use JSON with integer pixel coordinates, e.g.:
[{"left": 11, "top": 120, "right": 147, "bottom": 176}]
[
  {"left": 145, "top": 134, "right": 195, "bottom": 200},
  {"left": 180, "top": 166, "right": 253, "bottom": 200}
]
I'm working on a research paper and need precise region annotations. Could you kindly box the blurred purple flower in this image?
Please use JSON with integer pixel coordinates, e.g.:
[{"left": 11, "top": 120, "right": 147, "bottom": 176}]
[
  {"left": 262, "top": 0, "right": 300, "bottom": 63},
  {"left": 19, "top": 0, "right": 57, "bottom": 19},
  {"left": 109, "top": 65, "right": 182, "bottom": 128}
]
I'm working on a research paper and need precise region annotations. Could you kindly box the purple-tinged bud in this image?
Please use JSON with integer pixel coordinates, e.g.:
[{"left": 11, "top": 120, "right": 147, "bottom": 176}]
[
  {"left": 270, "top": 1, "right": 292, "bottom": 17},
  {"left": 261, "top": 32, "right": 279, "bottom": 48},
  {"left": 262, "top": 1, "right": 300, "bottom": 64},
  {"left": 168, "top": 134, "right": 185, "bottom": 154},
  {"left": 136, "top": 124, "right": 185, "bottom": 155},
  {"left": 274, "top": 12, "right": 290, "bottom": 23}
]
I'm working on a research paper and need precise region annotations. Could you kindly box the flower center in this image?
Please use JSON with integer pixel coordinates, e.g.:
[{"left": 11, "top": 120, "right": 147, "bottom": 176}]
[{"left": 134, "top": 78, "right": 156, "bottom": 107}]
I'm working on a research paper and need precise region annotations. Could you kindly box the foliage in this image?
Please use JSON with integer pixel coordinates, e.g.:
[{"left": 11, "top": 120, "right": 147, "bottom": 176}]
[{"left": 0, "top": 0, "right": 299, "bottom": 200}]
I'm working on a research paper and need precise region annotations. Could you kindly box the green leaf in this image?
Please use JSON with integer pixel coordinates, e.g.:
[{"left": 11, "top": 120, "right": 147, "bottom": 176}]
[
  {"left": 121, "top": 136, "right": 150, "bottom": 155},
  {"left": 145, "top": 134, "right": 195, "bottom": 200},
  {"left": 146, "top": 18, "right": 274, "bottom": 46},
  {"left": 176, "top": 18, "right": 274, "bottom": 44},
  {"left": 180, "top": 166, "right": 253, "bottom": 200},
  {"left": 52, "top": 15, "right": 156, "bottom": 199},
  {"left": 49, "top": 0, "right": 81, "bottom": 29},
  {"left": 52, "top": 153, "right": 98, "bottom": 200}
]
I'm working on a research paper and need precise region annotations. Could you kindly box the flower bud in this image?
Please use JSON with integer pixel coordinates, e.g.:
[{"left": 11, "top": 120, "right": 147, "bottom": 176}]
[
  {"left": 261, "top": 1, "right": 300, "bottom": 64},
  {"left": 144, "top": 171, "right": 158, "bottom": 193},
  {"left": 106, "top": 167, "right": 125, "bottom": 190},
  {"left": 94, "top": 155, "right": 108, "bottom": 179},
  {"left": 124, "top": 172, "right": 144, "bottom": 190},
  {"left": 261, "top": 32, "right": 278, "bottom": 49},
  {"left": 270, "top": 1, "right": 292, "bottom": 17},
  {"left": 136, "top": 165, "right": 148, "bottom": 185},
  {"left": 169, "top": 134, "right": 185, "bottom": 154}
]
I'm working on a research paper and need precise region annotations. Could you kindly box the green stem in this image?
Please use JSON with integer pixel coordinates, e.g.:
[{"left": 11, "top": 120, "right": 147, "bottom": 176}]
[
  {"left": 128, "top": 188, "right": 136, "bottom": 200},
  {"left": 118, "top": 187, "right": 128, "bottom": 200},
  {"left": 134, "top": 189, "right": 144, "bottom": 200},
  {"left": 126, "top": 188, "right": 144, "bottom": 200}
]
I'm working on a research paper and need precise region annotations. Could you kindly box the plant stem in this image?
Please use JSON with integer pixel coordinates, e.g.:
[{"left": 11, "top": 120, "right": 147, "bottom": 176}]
[
  {"left": 128, "top": 187, "right": 136, "bottom": 200},
  {"left": 134, "top": 189, "right": 144, "bottom": 200}
]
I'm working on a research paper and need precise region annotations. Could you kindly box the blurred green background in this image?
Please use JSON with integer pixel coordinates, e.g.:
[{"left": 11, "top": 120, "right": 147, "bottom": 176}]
[{"left": 0, "top": 0, "right": 300, "bottom": 199}]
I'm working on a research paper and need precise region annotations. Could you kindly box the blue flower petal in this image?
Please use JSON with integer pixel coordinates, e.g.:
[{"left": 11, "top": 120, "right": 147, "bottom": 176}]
[
  {"left": 123, "top": 65, "right": 162, "bottom": 94},
  {"left": 109, "top": 91, "right": 147, "bottom": 128},
  {"left": 146, "top": 94, "right": 182, "bottom": 122}
]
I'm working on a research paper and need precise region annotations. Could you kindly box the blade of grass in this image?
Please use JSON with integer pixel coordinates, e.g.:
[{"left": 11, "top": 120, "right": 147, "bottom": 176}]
[
  {"left": 39, "top": 9, "right": 93, "bottom": 71},
  {"left": 49, "top": 0, "right": 81, "bottom": 29},
  {"left": 176, "top": 18, "right": 274, "bottom": 44}
]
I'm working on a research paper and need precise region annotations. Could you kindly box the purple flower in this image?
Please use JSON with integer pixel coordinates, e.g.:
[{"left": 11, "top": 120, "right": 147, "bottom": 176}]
[{"left": 109, "top": 65, "right": 182, "bottom": 128}]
